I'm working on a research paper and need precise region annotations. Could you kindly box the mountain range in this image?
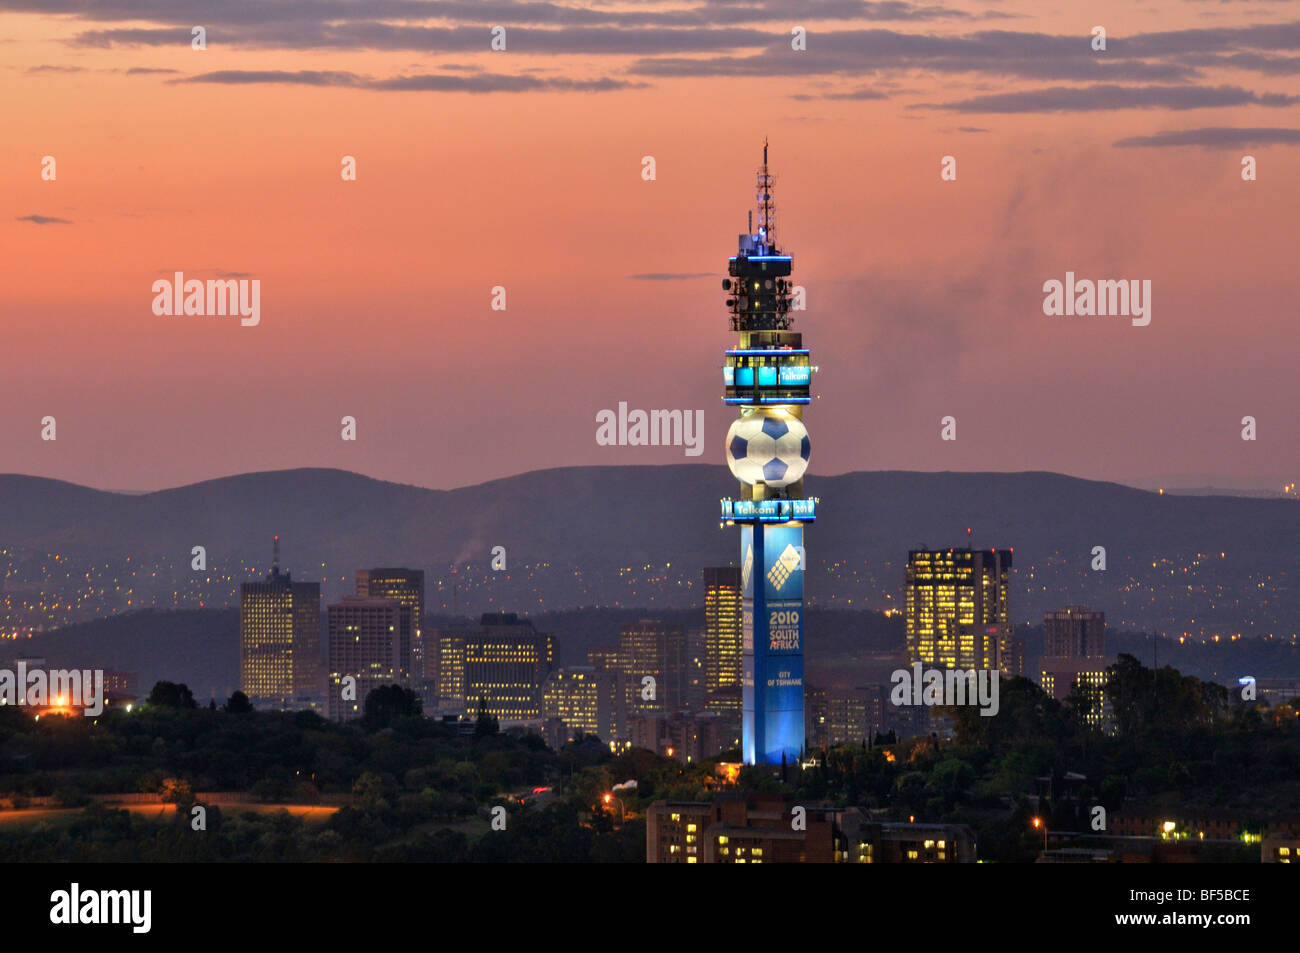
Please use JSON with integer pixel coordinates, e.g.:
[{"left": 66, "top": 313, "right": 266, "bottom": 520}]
[{"left": 1, "top": 466, "right": 1297, "bottom": 635}]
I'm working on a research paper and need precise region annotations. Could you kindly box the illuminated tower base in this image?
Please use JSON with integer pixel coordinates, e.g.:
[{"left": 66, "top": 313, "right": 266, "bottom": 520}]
[{"left": 739, "top": 520, "right": 809, "bottom": 764}]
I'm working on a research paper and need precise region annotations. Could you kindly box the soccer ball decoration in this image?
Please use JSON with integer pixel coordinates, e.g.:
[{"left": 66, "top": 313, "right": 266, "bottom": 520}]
[{"left": 725, "top": 410, "right": 811, "bottom": 488}]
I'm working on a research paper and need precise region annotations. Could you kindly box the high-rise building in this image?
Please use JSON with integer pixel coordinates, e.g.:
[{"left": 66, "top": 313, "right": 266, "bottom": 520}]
[
  {"left": 998, "top": 632, "right": 1026, "bottom": 678},
  {"left": 239, "top": 537, "right": 322, "bottom": 710},
  {"left": 326, "top": 596, "right": 411, "bottom": 720},
  {"left": 585, "top": 646, "right": 629, "bottom": 738},
  {"left": 1040, "top": 607, "right": 1108, "bottom": 727},
  {"left": 904, "top": 548, "right": 1012, "bottom": 671},
  {"left": 807, "top": 685, "right": 892, "bottom": 748},
  {"left": 542, "top": 666, "right": 620, "bottom": 742},
  {"left": 1044, "top": 606, "right": 1106, "bottom": 658},
  {"left": 703, "top": 567, "right": 743, "bottom": 713},
  {"left": 356, "top": 568, "right": 424, "bottom": 692},
  {"left": 718, "top": 143, "right": 816, "bottom": 765},
  {"left": 431, "top": 627, "right": 470, "bottom": 714},
  {"left": 620, "top": 619, "right": 686, "bottom": 715},
  {"left": 464, "top": 612, "right": 555, "bottom": 722}
]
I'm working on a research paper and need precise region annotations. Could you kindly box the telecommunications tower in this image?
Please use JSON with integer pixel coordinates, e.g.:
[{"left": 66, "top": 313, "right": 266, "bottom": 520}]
[{"left": 718, "top": 142, "right": 817, "bottom": 765}]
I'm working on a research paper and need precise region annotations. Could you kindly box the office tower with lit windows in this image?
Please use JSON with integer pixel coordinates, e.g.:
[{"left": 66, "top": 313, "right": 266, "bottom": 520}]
[
  {"left": 356, "top": 568, "right": 424, "bottom": 692},
  {"left": 703, "top": 567, "right": 743, "bottom": 713},
  {"left": 718, "top": 142, "right": 816, "bottom": 766},
  {"left": 620, "top": 618, "right": 687, "bottom": 716},
  {"left": 904, "top": 548, "right": 1012, "bottom": 671},
  {"left": 464, "top": 612, "right": 555, "bottom": 722},
  {"left": 239, "top": 537, "right": 323, "bottom": 710},
  {"left": 431, "top": 627, "right": 470, "bottom": 713},
  {"left": 1040, "top": 606, "right": 1108, "bottom": 726},
  {"left": 542, "top": 666, "right": 621, "bottom": 742},
  {"left": 326, "top": 595, "right": 411, "bottom": 720}
]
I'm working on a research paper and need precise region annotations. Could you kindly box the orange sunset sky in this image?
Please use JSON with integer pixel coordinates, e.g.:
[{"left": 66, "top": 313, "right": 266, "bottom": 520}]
[{"left": 2, "top": 0, "right": 1298, "bottom": 492}]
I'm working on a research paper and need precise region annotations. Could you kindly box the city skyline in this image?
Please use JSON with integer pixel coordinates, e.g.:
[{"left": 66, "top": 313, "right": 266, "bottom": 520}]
[{"left": 1, "top": 0, "right": 1297, "bottom": 887}]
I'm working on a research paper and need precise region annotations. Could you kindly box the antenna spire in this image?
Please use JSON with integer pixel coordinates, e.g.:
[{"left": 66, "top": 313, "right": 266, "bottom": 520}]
[
  {"left": 756, "top": 138, "right": 775, "bottom": 251},
  {"left": 272, "top": 535, "right": 280, "bottom": 574}
]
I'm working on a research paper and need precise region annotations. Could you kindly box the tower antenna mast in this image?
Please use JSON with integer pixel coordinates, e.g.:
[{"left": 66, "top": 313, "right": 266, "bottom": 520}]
[{"left": 757, "top": 138, "right": 775, "bottom": 250}]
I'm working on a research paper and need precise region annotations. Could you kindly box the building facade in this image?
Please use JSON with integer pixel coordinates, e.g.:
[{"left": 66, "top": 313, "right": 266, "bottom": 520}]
[
  {"left": 326, "top": 596, "right": 411, "bottom": 720},
  {"left": 356, "top": 568, "right": 425, "bottom": 693},
  {"left": 646, "top": 794, "right": 976, "bottom": 863},
  {"left": 1040, "top": 606, "right": 1108, "bottom": 727},
  {"left": 542, "top": 666, "right": 621, "bottom": 743},
  {"left": 703, "top": 566, "right": 743, "bottom": 714},
  {"left": 239, "top": 538, "right": 322, "bottom": 710},
  {"left": 619, "top": 619, "right": 686, "bottom": 716},
  {"left": 464, "top": 612, "right": 555, "bottom": 721},
  {"left": 904, "top": 547, "right": 1012, "bottom": 672}
]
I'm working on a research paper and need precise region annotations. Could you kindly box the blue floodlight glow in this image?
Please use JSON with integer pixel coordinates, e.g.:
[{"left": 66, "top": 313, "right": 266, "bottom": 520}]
[{"left": 726, "top": 349, "right": 810, "bottom": 357}]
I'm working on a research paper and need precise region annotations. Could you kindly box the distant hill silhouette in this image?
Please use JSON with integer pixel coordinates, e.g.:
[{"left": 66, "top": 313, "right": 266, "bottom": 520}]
[{"left": 1, "top": 466, "right": 1297, "bottom": 635}]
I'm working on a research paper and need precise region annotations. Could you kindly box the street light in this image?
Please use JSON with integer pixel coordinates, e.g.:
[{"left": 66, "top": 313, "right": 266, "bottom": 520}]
[
  {"left": 1032, "top": 816, "right": 1047, "bottom": 852},
  {"left": 603, "top": 793, "right": 625, "bottom": 823}
]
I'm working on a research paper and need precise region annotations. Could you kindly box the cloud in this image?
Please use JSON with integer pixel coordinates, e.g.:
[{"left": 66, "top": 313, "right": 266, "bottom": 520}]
[
  {"left": 7, "top": 0, "right": 969, "bottom": 32},
  {"left": 10, "top": 0, "right": 1299, "bottom": 98},
  {"left": 1203, "top": 52, "right": 1300, "bottom": 74},
  {"left": 915, "top": 83, "right": 1299, "bottom": 113},
  {"left": 26, "top": 64, "right": 83, "bottom": 72},
  {"left": 628, "top": 273, "right": 713, "bottom": 281},
  {"left": 369, "top": 73, "right": 642, "bottom": 92},
  {"left": 17, "top": 214, "right": 72, "bottom": 224},
  {"left": 1114, "top": 126, "right": 1300, "bottom": 147},
  {"left": 816, "top": 87, "right": 889, "bottom": 100},
  {"left": 628, "top": 30, "right": 1203, "bottom": 82},
  {"left": 171, "top": 70, "right": 364, "bottom": 87},
  {"left": 173, "top": 69, "right": 641, "bottom": 92},
  {"left": 124, "top": 66, "right": 179, "bottom": 74}
]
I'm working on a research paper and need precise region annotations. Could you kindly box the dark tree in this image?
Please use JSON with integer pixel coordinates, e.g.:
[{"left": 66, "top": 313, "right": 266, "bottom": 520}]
[
  {"left": 473, "top": 695, "right": 499, "bottom": 737},
  {"left": 224, "top": 690, "right": 254, "bottom": 714},
  {"left": 363, "top": 684, "right": 422, "bottom": 728},
  {"left": 147, "top": 681, "right": 198, "bottom": 709}
]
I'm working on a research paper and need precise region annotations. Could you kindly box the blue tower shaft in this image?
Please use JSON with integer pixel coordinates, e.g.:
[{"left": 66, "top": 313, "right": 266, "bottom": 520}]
[{"left": 740, "top": 523, "right": 806, "bottom": 764}]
